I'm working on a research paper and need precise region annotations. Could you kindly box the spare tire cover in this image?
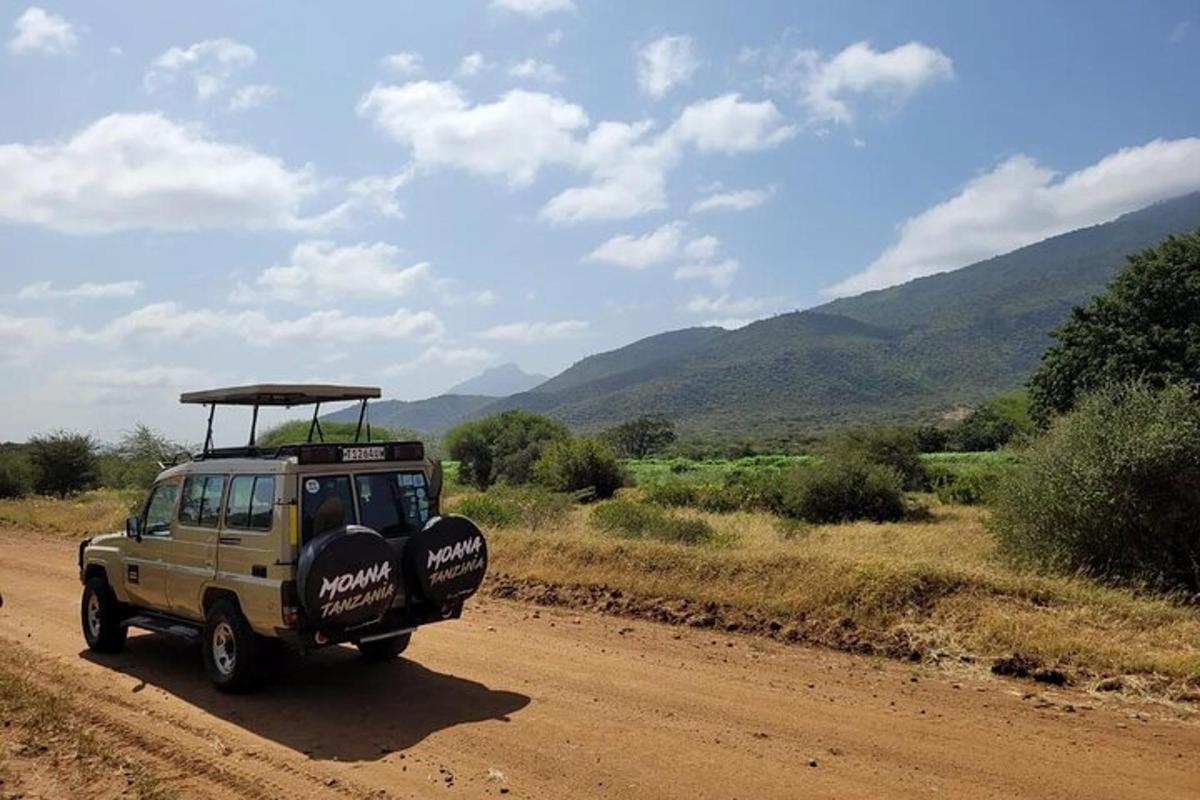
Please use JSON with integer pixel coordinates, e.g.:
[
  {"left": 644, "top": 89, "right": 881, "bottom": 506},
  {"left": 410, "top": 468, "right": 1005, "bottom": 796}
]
[
  {"left": 297, "top": 525, "right": 400, "bottom": 629},
  {"left": 406, "top": 515, "right": 488, "bottom": 605}
]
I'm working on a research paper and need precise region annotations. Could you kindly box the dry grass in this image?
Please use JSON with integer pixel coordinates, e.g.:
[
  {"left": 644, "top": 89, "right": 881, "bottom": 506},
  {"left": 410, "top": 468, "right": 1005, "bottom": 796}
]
[
  {"left": 480, "top": 500, "right": 1200, "bottom": 694},
  {"left": 0, "top": 488, "right": 138, "bottom": 536}
]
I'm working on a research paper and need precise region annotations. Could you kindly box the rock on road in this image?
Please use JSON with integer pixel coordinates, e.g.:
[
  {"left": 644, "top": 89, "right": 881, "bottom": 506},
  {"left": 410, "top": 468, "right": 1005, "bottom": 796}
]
[{"left": 0, "top": 528, "right": 1196, "bottom": 799}]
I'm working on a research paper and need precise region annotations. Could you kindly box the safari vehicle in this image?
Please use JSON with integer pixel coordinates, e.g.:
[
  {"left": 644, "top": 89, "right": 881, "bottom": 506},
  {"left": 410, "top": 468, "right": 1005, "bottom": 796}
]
[{"left": 78, "top": 385, "right": 488, "bottom": 692}]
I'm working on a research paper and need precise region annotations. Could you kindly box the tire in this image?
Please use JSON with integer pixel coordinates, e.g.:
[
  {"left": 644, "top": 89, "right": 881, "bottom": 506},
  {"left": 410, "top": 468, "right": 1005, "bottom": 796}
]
[
  {"left": 202, "top": 599, "right": 262, "bottom": 693},
  {"left": 81, "top": 576, "right": 127, "bottom": 653},
  {"left": 357, "top": 632, "right": 411, "bottom": 662}
]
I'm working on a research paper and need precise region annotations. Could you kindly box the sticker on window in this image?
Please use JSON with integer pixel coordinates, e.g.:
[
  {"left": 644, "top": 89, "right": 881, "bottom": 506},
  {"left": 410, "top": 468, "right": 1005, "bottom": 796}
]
[{"left": 305, "top": 479, "right": 320, "bottom": 494}]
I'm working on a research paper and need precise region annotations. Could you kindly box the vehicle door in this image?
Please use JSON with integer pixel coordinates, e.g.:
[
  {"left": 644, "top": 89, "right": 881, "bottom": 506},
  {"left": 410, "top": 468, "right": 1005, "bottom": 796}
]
[
  {"left": 167, "top": 473, "right": 224, "bottom": 619},
  {"left": 123, "top": 479, "right": 180, "bottom": 610},
  {"left": 216, "top": 475, "right": 281, "bottom": 630}
]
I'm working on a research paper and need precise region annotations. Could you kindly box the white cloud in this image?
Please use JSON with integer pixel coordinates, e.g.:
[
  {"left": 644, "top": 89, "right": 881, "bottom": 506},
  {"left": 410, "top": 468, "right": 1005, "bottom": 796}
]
[
  {"left": 684, "top": 293, "right": 773, "bottom": 316},
  {"left": 16, "top": 280, "right": 143, "bottom": 300},
  {"left": 358, "top": 81, "right": 588, "bottom": 186},
  {"left": 227, "top": 83, "right": 277, "bottom": 112},
  {"left": 690, "top": 186, "right": 774, "bottom": 213},
  {"left": 387, "top": 345, "right": 498, "bottom": 375},
  {"left": 584, "top": 221, "right": 687, "bottom": 268},
  {"left": 546, "top": 29, "right": 564, "bottom": 47},
  {"left": 478, "top": 319, "right": 587, "bottom": 342},
  {"left": 8, "top": 7, "right": 76, "bottom": 55},
  {"left": 0, "top": 313, "right": 64, "bottom": 364},
  {"left": 0, "top": 112, "right": 335, "bottom": 234},
  {"left": 457, "top": 52, "right": 487, "bottom": 77},
  {"left": 636, "top": 35, "right": 698, "bottom": 99},
  {"left": 669, "top": 93, "right": 798, "bottom": 153},
  {"left": 765, "top": 41, "right": 953, "bottom": 125},
  {"left": 682, "top": 235, "right": 720, "bottom": 261},
  {"left": 491, "top": 0, "right": 575, "bottom": 17},
  {"left": 825, "top": 137, "right": 1200, "bottom": 297},
  {"left": 96, "top": 302, "right": 444, "bottom": 346},
  {"left": 144, "top": 38, "right": 257, "bottom": 100},
  {"left": 1169, "top": 19, "right": 1192, "bottom": 44},
  {"left": 62, "top": 365, "right": 206, "bottom": 390},
  {"left": 673, "top": 259, "right": 738, "bottom": 289},
  {"left": 346, "top": 168, "right": 414, "bottom": 219},
  {"left": 246, "top": 240, "right": 433, "bottom": 305},
  {"left": 508, "top": 58, "right": 564, "bottom": 83},
  {"left": 381, "top": 51, "right": 423, "bottom": 75}
]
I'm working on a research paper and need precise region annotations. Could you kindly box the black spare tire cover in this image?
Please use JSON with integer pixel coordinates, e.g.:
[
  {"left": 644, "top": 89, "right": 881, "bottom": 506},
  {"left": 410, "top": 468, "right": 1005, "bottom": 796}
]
[
  {"left": 297, "top": 525, "right": 400, "bottom": 629},
  {"left": 406, "top": 515, "right": 488, "bottom": 605}
]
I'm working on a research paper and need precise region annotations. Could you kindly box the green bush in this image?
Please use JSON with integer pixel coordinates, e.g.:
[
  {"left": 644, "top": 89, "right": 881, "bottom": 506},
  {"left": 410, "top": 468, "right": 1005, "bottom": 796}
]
[
  {"left": 533, "top": 437, "right": 625, "bottom": 499},
  {"left": 931, "top": 466, "right": 997, "bottom": 506},
  {"left": 0, "top": 447, "right": 33, "bottom": 498},
  {"left": 990, "top": 382, "right": 1200, "bottom": 591},
  {"left": 824, "top": 427, "right": 929, "bottom": 490},
  {"left": 453, "top": 485, "right": 574, "bottom": 530},
  {"left": 27, "top": 431, "right": 100, "bottom": 498},
  {"left": 257, "top": 420, "right": 410, "bottom": 447},
  {"left": 444, "top": 410, "right": 569, "bottom": 490},
  {"left": 782, "top": 459, "right": 907, "bottom": 523},
  {"left": 590, "top": 499, "right": 720, "bottom": 545}
]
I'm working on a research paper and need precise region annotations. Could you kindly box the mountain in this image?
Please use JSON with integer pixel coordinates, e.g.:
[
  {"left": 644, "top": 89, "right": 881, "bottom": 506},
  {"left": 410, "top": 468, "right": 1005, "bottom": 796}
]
[
  {"left": 446, "top": 363, "right": 547, "bottom": 397},
  {"left": 325, "top": 394, "right": 495, "bottom": 435},
  {"left": 475, "top": 192, "right": 1200, "bottom": 439}
]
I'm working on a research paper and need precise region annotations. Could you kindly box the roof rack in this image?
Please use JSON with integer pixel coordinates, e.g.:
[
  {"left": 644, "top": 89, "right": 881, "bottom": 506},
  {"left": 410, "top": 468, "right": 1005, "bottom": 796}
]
[{"left": 181, "top": 383, "right": 383, "bottom": 456}]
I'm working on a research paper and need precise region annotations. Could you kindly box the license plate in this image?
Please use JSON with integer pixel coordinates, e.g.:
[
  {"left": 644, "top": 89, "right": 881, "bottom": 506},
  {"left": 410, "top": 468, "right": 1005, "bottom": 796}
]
[{"left": 341, "top": 446, "right": 386, "bottom": 462}]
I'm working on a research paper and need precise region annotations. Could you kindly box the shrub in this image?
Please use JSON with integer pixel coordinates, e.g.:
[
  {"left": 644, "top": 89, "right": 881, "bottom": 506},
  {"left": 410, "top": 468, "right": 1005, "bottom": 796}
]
[
  {"left": 453, "top": 485, "right": 573, "bottom": 530},
  {"left": 27, "top": 431, "right": 100, "bottom": 498},
  {"left": 0, "top": 447, "right": 33, "bottom": 498},
  {"left": 99, "top": 424, "right": 191, "bottom": 490},
  {"left": 257, "top": 420, "right": 410, "bottom": 447},
  {"left": 444, "top": 410, "right": 569, "bottom": 490},
  {"left": 948, "top": 406, "right": 1020, "bottom": 452},
  {"left": 990, "top": 382, "right": 1200, "bottom": 591},
  {"left": 602, "top": 415, "right": 676, "bottom": 458},
  {"left": 590, "top": 499, "right": 719, "bottom": 545},
  {"left": 781, "top": 459, "right": 906, "bottom": 523},
  {"left": 533, "top": 437, "right": 625, "bottom": 499},
  {"left": 825, "top": 427, "right": 929, "bottom": 490},
  {"left": 931, "top": 467, "right": 996, "bottom": 506}
]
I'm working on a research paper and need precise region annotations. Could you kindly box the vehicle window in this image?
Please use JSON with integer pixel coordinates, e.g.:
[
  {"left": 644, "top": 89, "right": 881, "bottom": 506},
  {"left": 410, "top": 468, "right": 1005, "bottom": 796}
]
[
  {"left": 179, "top": 475, "right": 224, "bottom": 528},
  {"left": 301, "top": 475, "right": 354, "bottom": 541},
  {"left": 143, "top": 483, "right": 179, "bottom": 536},
  {"left": 227, "top": 476, "right": 275, "bottom": 531},
  {"left": 355, "top": 472, "right": 430, "bottom": 538}
]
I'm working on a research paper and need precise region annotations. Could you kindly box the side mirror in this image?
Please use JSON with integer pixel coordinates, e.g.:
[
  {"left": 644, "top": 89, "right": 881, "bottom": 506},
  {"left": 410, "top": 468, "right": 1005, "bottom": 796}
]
[
  {"left": 429, "top": 460, "right": 444, "bottom": 500},
  {"left": 125, "top": 515, "right": 142, "bottom": 542}
]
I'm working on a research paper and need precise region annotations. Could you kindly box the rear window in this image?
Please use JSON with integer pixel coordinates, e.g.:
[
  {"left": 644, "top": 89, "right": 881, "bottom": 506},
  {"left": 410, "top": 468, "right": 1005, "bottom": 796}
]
[
  {"left": 355, "top": 472, "right": 430, "bottom": 538},
  {"left": 301, "top": 475, "right": 355, "bottom": 541},
  {"left": 226, "top": 475, "right": 275, "bottom": 531}
]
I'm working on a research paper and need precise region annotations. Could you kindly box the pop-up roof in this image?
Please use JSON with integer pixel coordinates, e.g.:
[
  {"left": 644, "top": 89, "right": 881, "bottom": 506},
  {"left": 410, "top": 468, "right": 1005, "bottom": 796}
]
[{"left": 180, "top": 384, "right": 381, "bottom": 407}]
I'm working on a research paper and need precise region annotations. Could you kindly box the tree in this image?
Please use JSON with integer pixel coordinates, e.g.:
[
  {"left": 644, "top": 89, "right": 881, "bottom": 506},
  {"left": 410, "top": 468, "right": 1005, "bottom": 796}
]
[
  {"left": 28, "top": 431, "right": 100, "bottom": 498},
  {"left": 534, "top": 437, "right": 626, "bottom": 499},
  {"left": 603, "top": 415, "right": 677, "bottom": 459},
  {"left": 444, "top": 410, "right": 569, "bottom": 490},
  {"left": 101, "top": 424, "right": 190, "bottom": 490},
  {"left": 0, "top": 446, "right": 33, "bottom": 498},
  {"left": 1029, "top": 232, "right": 1200, "bottom": 425},
  {"left": 824, "top": 426, "right": 928, "bottom": 490},
  {"left": 948, "top": 407, "right": 1019, "bottom": 452}
]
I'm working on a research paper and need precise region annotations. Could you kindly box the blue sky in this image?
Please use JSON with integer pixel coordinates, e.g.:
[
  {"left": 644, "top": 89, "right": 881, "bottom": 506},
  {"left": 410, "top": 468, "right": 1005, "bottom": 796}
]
[{"left": 2, "top": 0, "right": 1199, "bottom": 442}]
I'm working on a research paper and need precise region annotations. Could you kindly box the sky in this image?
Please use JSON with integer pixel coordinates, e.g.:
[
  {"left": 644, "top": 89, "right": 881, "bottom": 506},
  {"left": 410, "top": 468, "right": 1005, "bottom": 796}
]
[{"left": 2, "top": 0, "right": 1199, "bottom": 443}]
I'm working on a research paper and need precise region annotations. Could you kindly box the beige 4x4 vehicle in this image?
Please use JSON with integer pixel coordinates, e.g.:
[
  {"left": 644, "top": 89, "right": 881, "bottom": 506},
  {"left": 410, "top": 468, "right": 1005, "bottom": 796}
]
[{"left": 78, "top": 385, "right": 488, "bottom": 692}]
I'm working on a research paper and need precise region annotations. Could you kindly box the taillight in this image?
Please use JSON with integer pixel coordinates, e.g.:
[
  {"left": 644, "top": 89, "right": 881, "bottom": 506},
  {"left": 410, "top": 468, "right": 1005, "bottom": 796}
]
[{"left": 281, "top": 580, "right": 301, "bottom": 627}]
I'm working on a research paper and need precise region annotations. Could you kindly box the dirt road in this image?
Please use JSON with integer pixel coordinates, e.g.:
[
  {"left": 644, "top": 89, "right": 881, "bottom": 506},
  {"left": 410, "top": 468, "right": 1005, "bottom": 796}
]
[{"left": 0, "top": 528, "right": 1196, "bottom": 799}]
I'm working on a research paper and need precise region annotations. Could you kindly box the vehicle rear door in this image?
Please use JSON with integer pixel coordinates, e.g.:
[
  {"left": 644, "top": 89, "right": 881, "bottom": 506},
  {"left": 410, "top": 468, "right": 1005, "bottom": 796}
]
[
  {"left": 216, "top": 475, "right": 281, "bottom": 629},
  {"left": 167, "top": 474, "right": 223, "bottom": 619}
]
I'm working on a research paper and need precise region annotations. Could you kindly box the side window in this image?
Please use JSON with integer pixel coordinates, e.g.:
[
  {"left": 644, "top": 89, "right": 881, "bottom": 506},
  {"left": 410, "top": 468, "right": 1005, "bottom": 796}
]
[
  {"left": 226, "top": 475, "right": 275, "bottom": 532},
  {"left": 143, "top": 483, "right": 179, "bottom": 536},
  {"left": 179, "top": 475, "right": 225, "bottom": 528}
]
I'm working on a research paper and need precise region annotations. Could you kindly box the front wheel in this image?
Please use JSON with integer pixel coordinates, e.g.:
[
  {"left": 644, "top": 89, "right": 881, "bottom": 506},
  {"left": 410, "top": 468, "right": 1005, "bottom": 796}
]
[
  {"left": 357, "top": 632, "right": 411, "bottom": 661},
  {"left": 82, "top": 576, "right": 127, "bottom": 653},
  {"left": 202, "top": 600, "right": 263, "bottom": 693}
]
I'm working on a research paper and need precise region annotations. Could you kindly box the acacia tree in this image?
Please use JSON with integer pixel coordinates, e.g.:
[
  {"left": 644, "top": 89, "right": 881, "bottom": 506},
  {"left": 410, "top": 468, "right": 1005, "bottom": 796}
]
[
  {"left": 444, "top": 410, "right": 569, "bottom": 490},
  {"left": 1029, "top": 232, "right": 1200, "bottom": 425},
  {"left": 603, "top": 415, "right": 676, "bottom": 459},
  {"left": 28, "top": 431, "right": 100, "bottom": 498}
]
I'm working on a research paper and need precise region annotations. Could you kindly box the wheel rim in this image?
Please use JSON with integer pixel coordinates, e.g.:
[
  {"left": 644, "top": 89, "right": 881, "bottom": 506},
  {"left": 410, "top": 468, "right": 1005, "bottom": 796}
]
[
  {"left": 211, "top": 621, "right": 236, "bottom": 677},
  {"left": 86, "top": 593, "right": 101, "bottom": 638}
]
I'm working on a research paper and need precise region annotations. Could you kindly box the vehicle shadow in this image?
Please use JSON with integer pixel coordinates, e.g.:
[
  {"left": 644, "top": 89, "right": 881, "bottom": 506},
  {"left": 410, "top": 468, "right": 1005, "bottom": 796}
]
[{"left": 80, "top": 633, "right": 530, "bottom": 762}]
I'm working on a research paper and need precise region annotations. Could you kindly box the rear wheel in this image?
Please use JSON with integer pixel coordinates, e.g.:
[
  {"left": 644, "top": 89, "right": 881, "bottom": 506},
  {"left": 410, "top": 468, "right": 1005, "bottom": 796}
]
[
  {"left": 357, "top": 632, "right": 411, "bottom": 662},
  {"left": 202, "top": 600, "right": 262, "bottom": 693},
  {"left": 81, "top": 576, "right": 127, "bottom": 653}
]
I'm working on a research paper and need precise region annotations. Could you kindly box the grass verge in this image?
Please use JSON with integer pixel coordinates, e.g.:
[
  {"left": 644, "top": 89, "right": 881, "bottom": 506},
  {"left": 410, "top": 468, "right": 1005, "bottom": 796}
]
[{"left": 0, "top": 487, "right": 137, "bottom": 536}]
